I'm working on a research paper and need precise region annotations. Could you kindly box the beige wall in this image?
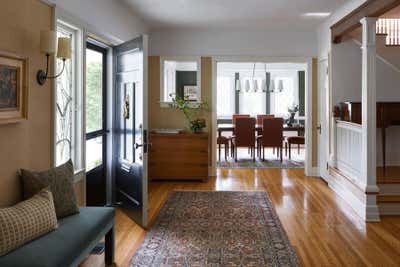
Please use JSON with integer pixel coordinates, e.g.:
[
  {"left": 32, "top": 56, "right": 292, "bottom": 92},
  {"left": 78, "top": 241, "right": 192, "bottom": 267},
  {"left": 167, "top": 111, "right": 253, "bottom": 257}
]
[{"left": 0, "top": 0, "right": 53, "bottom": 206}]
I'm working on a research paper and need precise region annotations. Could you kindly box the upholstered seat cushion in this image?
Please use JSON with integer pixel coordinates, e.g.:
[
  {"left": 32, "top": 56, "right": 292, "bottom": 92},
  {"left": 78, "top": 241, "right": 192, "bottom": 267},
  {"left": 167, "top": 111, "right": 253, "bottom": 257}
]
[
  {"left": 287, "top": 136, "right": 305, "bottom": 144},
  {"left": 217, "top": 136, "right": 229, "bottom": 144},
  {"left": 0, "top": 207, "right": 115, "bottom": 267}
]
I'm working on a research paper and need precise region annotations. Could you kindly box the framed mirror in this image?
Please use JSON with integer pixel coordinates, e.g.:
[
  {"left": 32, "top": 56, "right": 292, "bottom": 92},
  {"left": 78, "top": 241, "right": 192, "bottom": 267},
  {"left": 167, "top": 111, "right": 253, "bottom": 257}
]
[{"left": 160, "top": 57, "right": 201, "bottom": 107}]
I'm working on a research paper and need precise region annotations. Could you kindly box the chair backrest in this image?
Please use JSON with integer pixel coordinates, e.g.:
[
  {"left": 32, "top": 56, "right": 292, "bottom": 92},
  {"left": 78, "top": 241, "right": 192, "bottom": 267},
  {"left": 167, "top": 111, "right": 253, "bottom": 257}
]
[
  {"left": 234, "top": 117, "right": 256, "bottom": 147},
  {"left": 232, "top": 114, "right": 250, "bottom": 125},
  {"left": 257, "top": 114, "right": 275, "bottom": 125},
  {"left": 261, "top": 117, "right": 283, "bottom": 147}
]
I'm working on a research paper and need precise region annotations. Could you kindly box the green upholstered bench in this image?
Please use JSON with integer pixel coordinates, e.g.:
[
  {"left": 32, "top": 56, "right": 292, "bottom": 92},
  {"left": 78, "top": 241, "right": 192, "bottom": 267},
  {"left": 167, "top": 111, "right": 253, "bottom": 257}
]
[{"left": 0, "top": 207, "right": 115, "bottom": 267}]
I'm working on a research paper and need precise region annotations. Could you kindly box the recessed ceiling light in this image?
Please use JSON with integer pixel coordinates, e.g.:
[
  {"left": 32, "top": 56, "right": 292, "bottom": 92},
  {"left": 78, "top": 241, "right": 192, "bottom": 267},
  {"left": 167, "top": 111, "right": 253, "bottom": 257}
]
[{"left": 303, "top": 12, "right": 331, "bottom": 18}]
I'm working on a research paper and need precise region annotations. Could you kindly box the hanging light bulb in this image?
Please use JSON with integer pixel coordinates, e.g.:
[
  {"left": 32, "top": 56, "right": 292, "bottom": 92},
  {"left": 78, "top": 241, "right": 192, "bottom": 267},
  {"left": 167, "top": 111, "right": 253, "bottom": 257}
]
[
  {"left": 245, "top": 79, "right": 251, "bottom": 92},
  {"left": 253, "top": 79, "right": 258, "bottom": 92}
]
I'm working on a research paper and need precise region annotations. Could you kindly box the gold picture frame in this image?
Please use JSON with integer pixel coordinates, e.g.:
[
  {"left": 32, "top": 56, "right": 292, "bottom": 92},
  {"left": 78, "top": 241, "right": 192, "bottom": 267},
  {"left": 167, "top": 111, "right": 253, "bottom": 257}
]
[{"left": 0, "top": 51, "right": 28, "bottom": 124}]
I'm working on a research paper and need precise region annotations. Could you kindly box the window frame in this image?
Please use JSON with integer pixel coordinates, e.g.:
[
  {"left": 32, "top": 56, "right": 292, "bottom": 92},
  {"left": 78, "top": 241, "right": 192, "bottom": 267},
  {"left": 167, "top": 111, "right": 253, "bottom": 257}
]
[
  {"left": 159, "top": 56, "right": 202, "bottom": 108},
  {"left": 53, "top": 20, "right": 84, "bottom": 172}
]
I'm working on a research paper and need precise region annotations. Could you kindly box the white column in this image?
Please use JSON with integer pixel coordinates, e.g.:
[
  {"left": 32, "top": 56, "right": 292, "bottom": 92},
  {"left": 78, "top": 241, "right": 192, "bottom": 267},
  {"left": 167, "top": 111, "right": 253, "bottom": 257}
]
[{"left": 360, "top": 17, "right": 380, "bottom": 221}]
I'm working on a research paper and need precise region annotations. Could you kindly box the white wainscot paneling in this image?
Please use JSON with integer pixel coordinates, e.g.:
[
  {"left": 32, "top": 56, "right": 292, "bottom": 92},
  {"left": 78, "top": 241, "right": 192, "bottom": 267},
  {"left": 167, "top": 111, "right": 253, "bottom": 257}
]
[{"left": 335, "top": 120, "right": 363, "bottom": 186}]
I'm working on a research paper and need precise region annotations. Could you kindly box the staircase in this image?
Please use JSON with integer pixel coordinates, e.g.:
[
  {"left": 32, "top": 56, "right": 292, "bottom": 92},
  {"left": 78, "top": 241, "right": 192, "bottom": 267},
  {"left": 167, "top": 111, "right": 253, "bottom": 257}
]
[
  {"left": 345, "top": 19, "right": 400, "bottom": 216},
  {"left": 376, "top": 18, "right": 400, "bottom": 46},
  {"left": 349, "top": 18, "right": 400, "bottom": 71}
]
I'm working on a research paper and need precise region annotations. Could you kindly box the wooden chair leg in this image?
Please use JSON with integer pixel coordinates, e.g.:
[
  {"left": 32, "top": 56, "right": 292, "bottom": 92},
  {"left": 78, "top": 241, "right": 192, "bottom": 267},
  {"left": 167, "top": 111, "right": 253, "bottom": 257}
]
[
  {"left": 280, "top": 146, "right": 283, "bottom": 162},
  {"left": 225, "top": 143, "right": 228, "bottom": 161},
  {"left": 289, "top": 143, "right": 292, "bottom": 160},
  {"left": 285, "top": 142, "right": 288, "bottom": 156},
  {"left": 253, "top": 147, "right": 255, "bottom": 162},
  {"left": 273, "top": 147, "right": 275, "bottom": 154},
  {"left": 298, "top": 144, "right": 300, "bottom": 154},
  {"left": 218, "top": 143, "right": 221, "bottom": 162},
  {"left": 235, "top": 146, "right": 238, "bottom": 162}
]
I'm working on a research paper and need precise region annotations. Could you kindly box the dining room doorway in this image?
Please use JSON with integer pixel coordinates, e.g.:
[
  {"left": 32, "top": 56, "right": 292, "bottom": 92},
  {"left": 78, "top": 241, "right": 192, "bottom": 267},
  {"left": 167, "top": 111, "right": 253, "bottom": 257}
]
[{"left": 211, "top": 58, "right": 313, "bottom": 174}]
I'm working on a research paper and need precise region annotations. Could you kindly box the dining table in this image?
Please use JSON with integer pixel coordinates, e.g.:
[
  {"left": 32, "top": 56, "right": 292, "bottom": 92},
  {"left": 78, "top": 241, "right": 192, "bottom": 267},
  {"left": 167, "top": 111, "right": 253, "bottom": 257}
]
[
  {"left": 216, "top": 123, "right": 305, "bottom": 161},
  {"left": 217, "top": 123, "right": 305, "bottom": 138}
]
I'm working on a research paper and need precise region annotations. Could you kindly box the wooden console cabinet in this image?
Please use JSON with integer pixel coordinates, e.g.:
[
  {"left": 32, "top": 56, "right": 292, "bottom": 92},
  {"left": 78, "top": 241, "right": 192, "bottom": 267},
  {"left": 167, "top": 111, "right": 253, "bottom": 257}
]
[{"left": 149, "top": 133, "right": 209, "bottom": 181}]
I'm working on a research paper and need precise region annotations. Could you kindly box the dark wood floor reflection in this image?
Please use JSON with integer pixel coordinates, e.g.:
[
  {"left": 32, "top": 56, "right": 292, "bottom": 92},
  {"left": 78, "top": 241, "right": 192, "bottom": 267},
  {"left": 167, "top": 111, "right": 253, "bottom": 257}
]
[{"left": 82, "top": 168, "right": 400, "bottom": 267}]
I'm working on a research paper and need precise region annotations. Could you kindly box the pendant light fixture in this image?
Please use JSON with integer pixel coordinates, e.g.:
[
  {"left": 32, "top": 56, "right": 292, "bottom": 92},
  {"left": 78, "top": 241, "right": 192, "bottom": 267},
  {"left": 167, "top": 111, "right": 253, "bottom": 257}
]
[
  {"left": 277, "top": 80, "right": 284, "bottom": 92},
  {"left": 235, "top": 79, "right": 242, "bottom": 92},
  {"left": 244, "top": 79, "right": 251, "bottom": 92},
  {"left": 251, "top": 63, "right": 257, "bottom": 92},
  {"left": 269, "top": 79, "right": 275, "bottom": 93},
  {"left": 261, "top": 79, "right": 267, "bottom": 92},
  {"left": 253, "top": 79, "right": 258, "bottom": 92}
]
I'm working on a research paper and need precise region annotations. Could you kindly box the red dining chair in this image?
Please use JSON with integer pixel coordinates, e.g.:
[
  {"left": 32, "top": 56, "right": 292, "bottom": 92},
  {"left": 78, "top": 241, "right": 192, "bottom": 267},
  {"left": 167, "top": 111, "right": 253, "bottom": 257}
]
[
  {"left": 231, "top": 114, "right": 251, "bottom": 156},
  {"left": 285, "top": 136, "right": 305, "bottom": 159},
  {"left": 256, "top": 114, "right": 275, "bottom": 125},
  {"left": 217, "top": 136, "right": 230, "bottom": 161},
  {"left": 257, "top": 118, "right": 284, "bottom": 162},
  {"left": 231, "top": 117, "right": 256, "bottom": 162},
  {"left": 232, "top": 114, "right": 250, "bottom": 125}
]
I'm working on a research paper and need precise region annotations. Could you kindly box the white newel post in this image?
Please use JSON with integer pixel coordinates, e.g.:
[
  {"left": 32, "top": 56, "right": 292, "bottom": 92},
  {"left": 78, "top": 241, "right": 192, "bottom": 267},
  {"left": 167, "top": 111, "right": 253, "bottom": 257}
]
[{"left": 360, "top": 17, "right": 380, "bottom": 222}]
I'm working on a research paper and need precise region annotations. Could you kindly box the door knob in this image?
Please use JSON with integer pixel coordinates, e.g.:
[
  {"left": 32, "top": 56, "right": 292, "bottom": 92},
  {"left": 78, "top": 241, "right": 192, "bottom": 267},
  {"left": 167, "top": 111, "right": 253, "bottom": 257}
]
[
  {"left": 317, "top": 124, "right": 322, "bottom": 134},
  {"left": 135, "top": 143, "right": 143, "bottom": 149}
]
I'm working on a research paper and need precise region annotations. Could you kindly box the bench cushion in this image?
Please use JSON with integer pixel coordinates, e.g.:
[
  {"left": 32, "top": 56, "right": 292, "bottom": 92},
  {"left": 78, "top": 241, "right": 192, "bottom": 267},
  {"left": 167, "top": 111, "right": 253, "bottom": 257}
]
[{"left": 0, "top": 207, "right": 114, "bottom": 267}]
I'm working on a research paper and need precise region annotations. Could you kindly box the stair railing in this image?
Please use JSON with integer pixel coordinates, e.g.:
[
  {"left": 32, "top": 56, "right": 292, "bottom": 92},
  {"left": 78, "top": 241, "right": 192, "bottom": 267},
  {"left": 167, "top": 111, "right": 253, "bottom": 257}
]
[{"left": 376, "top": 18, "right": 400, "bottom": 46}]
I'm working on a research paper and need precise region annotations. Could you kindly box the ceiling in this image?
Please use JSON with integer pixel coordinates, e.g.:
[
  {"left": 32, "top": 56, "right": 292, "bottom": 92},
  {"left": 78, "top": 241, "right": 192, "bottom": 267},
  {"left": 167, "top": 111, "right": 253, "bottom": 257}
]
[
  {"left": 383, "top": 5, "right": 400, "bottom": 18},
  {"left": 122, "top": 0, "right": 348, "bottom": 31}
]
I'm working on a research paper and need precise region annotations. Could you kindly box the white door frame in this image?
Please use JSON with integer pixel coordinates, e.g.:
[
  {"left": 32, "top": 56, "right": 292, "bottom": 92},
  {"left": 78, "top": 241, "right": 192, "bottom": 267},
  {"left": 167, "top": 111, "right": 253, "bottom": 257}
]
[
  {"left": 318, "top": 57, "right": 330, "bottom": 181},
  {"left": 210, "top": 56, "right": 314, "bottom": 177}
]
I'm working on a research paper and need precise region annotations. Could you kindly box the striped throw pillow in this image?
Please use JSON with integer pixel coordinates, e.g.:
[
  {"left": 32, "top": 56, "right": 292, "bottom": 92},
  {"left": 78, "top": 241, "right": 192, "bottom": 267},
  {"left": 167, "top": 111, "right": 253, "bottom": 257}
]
[{"left": 0, "top": 189, "right": 58, "bottom": 256}]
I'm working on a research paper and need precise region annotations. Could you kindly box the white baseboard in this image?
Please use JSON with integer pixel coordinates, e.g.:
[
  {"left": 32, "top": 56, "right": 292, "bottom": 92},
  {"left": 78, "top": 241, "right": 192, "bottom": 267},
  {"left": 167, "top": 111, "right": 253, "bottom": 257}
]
[
  {"left": 328, "top": 171, "right": 380, "bottom": 222},
  {"left": 306, "top": 167, "right": 320, "bottom": 177}
]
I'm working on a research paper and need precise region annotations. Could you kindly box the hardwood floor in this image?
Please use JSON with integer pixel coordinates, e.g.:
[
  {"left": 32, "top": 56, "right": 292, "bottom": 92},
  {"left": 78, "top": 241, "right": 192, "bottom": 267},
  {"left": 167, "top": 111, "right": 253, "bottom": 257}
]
[
  {"left": 377, "top": 166, "right": 400, "bottom": 184},
  {"left": 82, "top": 168, "right": 400, "bottom": 267}
]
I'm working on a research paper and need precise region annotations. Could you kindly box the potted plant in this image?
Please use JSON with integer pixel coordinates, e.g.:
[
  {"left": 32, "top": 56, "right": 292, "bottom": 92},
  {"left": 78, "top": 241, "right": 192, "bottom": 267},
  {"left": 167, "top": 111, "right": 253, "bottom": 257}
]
[
  {"left": 169, "top": 95, "right": 208, "bottom": 133},
  {"left": 286, "top": 104, "right": 299, "bottom": 126}
]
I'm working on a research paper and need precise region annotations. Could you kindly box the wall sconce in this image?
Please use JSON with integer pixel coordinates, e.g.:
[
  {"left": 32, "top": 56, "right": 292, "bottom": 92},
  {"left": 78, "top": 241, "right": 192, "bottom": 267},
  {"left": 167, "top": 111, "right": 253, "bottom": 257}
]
[{"left": 37, "top": 30, "right": 71, "bottom": 86}]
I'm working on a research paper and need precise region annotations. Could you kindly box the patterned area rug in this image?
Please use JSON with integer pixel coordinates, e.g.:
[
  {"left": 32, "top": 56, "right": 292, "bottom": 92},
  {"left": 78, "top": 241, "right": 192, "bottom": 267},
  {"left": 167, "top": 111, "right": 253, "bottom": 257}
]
[
  {"left": 130, "top": 191, "right": 300, "bottom": 267},
  {"left": 217, "top": 159, "right": 304, "bottom": 169}
]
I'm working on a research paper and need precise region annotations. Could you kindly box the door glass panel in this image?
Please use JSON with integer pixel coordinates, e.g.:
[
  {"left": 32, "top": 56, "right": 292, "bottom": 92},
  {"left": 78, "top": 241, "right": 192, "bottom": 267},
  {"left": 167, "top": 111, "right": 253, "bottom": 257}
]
[
  {"left": 86, "top": 49, "right": 103, "bottom": 133},
  {"left": 86, "top": 136, "right": 103, "bottom": 171}
]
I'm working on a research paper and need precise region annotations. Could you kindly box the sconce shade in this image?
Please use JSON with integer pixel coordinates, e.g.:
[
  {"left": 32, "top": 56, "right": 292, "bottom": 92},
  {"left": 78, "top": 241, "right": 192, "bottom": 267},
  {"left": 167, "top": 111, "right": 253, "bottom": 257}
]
[
  {"left": 261, "top": 79, "right": 266, "bottom": 92},
  {"left": 235, "top": 79, "right": 241, "bottom": 92},
  {"left": 278, "top": 80, "right": 284, "bottom": 92},
  {"left": 57, "top": 37, "right": 71, "bottom": 59},
  {"left": 252, "top": 79, "right": 258, "bottom": 92},
  {"left": 40, "top": 30, "right": 57, "bottom": 54},
  {"left": 244, "top": 80, "right": 250, "bottom": 92},
  {"left": 269, "top": 79, "right": 275, "bottom": 92}
]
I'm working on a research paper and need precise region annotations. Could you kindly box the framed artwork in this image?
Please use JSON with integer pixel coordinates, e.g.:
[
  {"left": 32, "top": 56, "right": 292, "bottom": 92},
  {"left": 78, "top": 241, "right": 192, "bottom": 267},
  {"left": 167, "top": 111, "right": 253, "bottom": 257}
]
[
  {"left": 0, "top": 51, "right": 28, "bottom": 124},
  {"left": 184, "top": 85, "right": 199, "bottom": 102}
]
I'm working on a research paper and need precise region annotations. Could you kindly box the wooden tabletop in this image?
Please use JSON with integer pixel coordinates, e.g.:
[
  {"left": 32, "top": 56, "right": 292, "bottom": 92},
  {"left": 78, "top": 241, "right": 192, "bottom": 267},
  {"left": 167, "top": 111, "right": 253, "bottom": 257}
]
[{"left": 217, "top": 124, "right": 304, "bottom": 132}]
